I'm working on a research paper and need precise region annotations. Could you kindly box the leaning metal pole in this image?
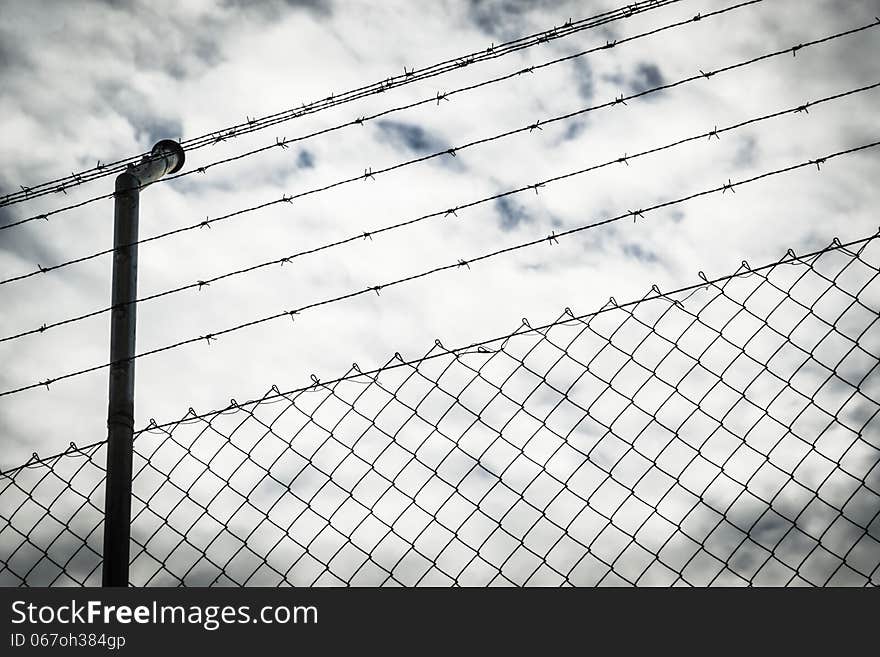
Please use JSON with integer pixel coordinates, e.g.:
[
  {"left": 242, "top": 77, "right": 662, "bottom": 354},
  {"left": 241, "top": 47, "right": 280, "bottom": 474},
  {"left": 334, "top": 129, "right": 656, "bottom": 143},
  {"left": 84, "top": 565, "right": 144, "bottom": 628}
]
[{"left": 102, "top": 140, "right": 184, "bottom": 587}]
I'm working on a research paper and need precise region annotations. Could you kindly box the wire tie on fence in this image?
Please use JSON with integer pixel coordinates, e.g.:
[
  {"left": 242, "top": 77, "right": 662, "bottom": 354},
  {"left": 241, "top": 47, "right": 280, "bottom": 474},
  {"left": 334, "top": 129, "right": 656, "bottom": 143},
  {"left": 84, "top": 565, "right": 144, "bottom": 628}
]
[
  {"left": 457, "top": 259, "right": 471, "bottom": 269},
  {"left": 363, "top": 168, "right": 375, "bottom": 181},
  {"left": 722, "top": 179, "right": 736, "bottom": 194},
  {"left": 547, "top": 231, "right": 559, "bottom": 245},
  {"left": 445, "top": 207, "right": 458, "bottom": 218}
]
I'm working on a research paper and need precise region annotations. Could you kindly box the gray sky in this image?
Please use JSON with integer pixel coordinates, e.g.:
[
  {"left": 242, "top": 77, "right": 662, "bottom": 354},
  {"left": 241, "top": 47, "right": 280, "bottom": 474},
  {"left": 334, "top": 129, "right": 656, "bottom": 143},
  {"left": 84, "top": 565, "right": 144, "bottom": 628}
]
[{"left": 0, "top": 0, "right": 878, "bottom": 586}]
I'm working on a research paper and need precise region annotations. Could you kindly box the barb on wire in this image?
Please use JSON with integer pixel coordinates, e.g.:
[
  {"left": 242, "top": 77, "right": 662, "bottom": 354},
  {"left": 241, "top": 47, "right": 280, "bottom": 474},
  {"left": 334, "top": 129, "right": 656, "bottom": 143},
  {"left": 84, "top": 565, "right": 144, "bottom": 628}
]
[{"left": 3, "top": 23, "right": 876, "bottom": 286}]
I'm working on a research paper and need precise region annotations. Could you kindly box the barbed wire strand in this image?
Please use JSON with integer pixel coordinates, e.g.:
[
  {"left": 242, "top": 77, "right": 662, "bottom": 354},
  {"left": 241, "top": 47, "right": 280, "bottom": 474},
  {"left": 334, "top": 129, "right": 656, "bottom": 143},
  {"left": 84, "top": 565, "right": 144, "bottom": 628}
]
[
  {"left": 0, "top": 140, "right": 876, "bottom": 401},
  {"left": 2, "top": 82, "right": 876, "bottom": 346},
  {"left": 0, "top": 0, "right": 689, "bottom": 209},
  {"left": 0, "top": 0, "right": 777, "bottom": 233}
]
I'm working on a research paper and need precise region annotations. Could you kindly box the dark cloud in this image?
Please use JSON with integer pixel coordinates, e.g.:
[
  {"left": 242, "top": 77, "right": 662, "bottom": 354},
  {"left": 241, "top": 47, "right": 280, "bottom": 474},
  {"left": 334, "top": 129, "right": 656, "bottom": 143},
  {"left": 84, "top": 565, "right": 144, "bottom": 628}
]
[
  {"left": 621, "top": 242, "right": 660, "bottom": 264},
  {"left": 297, "top": 150, "right": 315, "bottom": 169},
  {"left": 95, "top": 81, "right": 183, "bottom": 149},
  {"left": 136, "top": 117, "right": 184, "bottom": 150},
  {"left": 376, "top": 120, "right": 450, "bottom": 156},
  {"left": 494, "top": 196, "right": 530, "bottom": 231},
  {"left": 629, "top": 62, "right": 665, "bottom": 96},
  {"left": 221, "top": 0, "right": 333, "bottom": 19},
  {"left": 561, "top": 121, "right": 587, "bottom": 141},
  {"left": 465, "top": 0, "right": 559, "bottom": 39},
  {"left": 733, "top": 135, "right": 758, "bottom": 168},
  {"left": 571, "top": 58, "right": 594, "bottom": 102}
]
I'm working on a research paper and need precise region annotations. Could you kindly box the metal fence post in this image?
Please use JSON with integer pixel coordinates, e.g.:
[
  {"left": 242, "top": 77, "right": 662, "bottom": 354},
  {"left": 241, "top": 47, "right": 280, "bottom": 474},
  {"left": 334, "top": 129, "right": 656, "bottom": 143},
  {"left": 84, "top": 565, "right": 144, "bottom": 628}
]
[{"left": 102, "top": 140, "right": 185, "bottom": 587}]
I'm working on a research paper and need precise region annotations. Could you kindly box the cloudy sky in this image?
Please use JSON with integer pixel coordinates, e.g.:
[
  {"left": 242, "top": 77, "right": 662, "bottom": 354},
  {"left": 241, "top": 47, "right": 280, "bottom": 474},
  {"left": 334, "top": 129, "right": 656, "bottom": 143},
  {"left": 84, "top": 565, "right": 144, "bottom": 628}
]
[{"left": 0, "top": 0, "right": 879, "bottom": 586}]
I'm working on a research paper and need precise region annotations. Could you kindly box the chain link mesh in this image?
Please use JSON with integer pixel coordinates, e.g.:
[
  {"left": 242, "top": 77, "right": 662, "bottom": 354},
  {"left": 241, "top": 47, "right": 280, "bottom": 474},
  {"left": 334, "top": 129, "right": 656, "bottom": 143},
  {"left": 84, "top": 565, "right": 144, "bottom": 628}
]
[{"left": 2, "top": 233, "right": 878, "bottom": 586}]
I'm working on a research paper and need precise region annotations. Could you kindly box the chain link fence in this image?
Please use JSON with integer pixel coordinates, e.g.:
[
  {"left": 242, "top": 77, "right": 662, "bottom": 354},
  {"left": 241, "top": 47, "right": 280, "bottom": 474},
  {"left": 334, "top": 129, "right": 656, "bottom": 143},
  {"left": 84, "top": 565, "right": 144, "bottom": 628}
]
[{"left": 2, "top": 232, "right": 879, "bottom": 586}]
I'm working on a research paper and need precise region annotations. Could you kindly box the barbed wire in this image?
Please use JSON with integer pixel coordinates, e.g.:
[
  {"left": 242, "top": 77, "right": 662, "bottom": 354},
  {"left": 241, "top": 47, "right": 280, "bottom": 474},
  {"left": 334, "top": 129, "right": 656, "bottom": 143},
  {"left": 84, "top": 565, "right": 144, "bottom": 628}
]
[
  {"left": 1, "top": 19, "right": 874, "bottom": 288},
  {"left": 1, "top": 229, "right": 877, "bottom": 586},
  {"left": 0, "top": 0, "right": 690, "bottom": 210},
  {"left": 0, "top": 0, "right": 776, "bottom": 234},
  {"left": 2, "top": 82, "right": 876, "bottom": 346},
  {"left": 0, "top": 139, "right": 876, "bottom": 400}
]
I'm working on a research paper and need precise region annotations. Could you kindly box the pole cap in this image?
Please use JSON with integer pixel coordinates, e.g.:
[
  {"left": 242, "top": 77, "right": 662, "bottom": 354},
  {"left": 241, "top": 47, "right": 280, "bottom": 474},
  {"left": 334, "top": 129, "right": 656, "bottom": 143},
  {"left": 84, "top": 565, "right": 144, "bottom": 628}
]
[{"left": 152, "top": 139, "right": 186, "bottom": 174}]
